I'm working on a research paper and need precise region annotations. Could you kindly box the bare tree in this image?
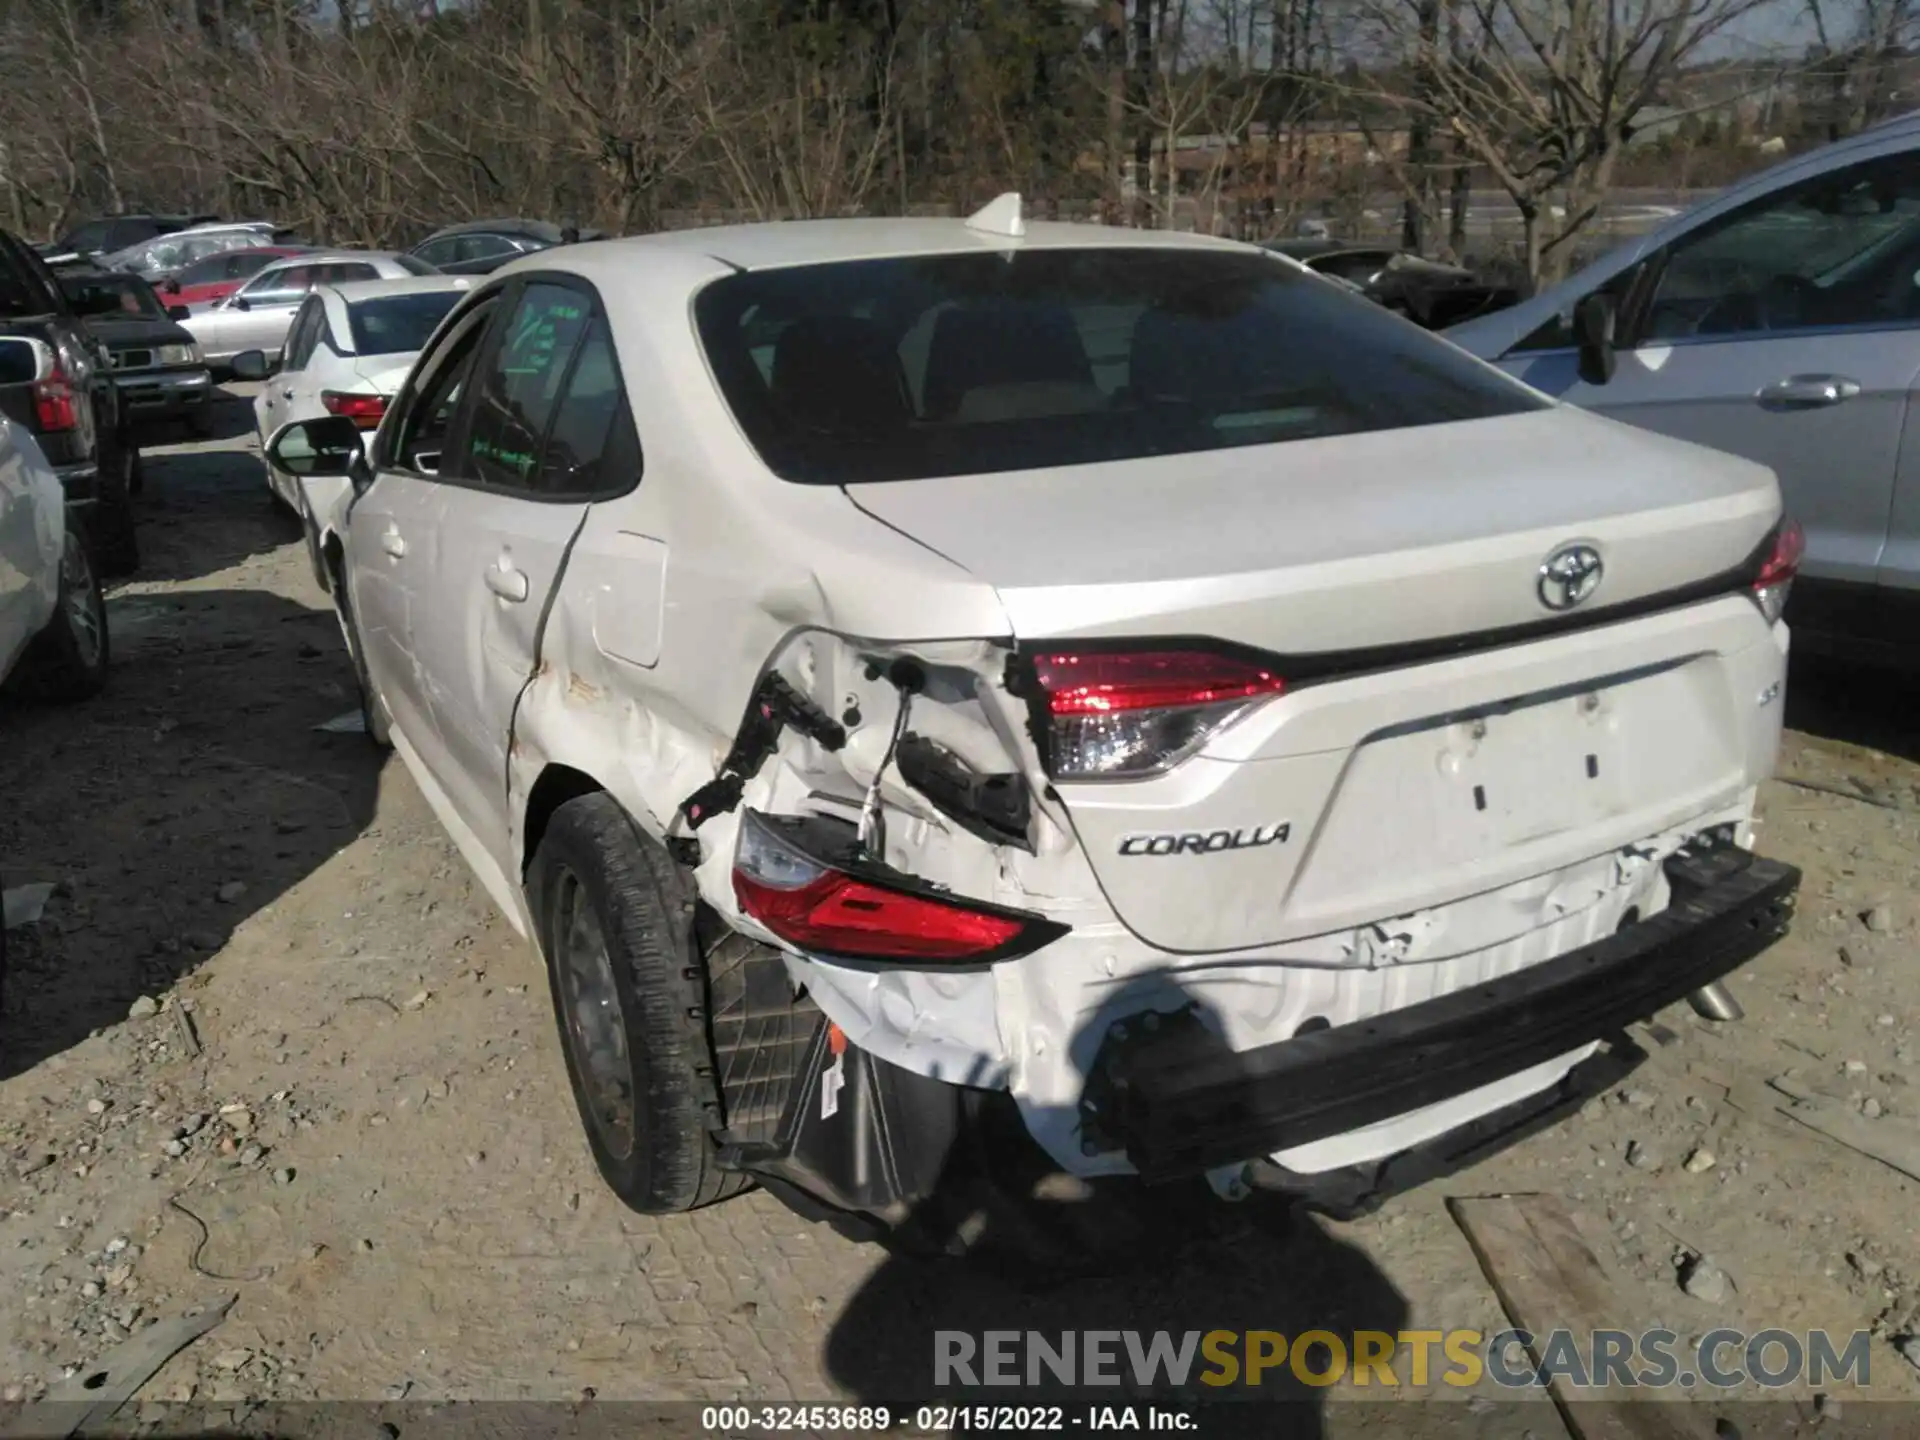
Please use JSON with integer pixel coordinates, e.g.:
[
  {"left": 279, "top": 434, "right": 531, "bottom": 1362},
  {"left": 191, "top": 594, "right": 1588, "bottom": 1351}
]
[
  {"left": 1350, "top": 0, "right": 1773, "bottom": 285},
  {"left": 1804, "top": 0, "right": 1916, "bottom": 139}
]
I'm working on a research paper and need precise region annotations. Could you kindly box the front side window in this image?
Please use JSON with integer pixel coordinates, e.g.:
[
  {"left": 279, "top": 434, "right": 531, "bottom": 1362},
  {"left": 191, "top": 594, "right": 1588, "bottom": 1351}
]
[
  {"left": 1643, "top": 152, "right": 1920, "bottom": 341},
  {"left": 412, "top": 239, "right": 456, "bottom": 267},
  {"left": 456, "top": 234, "right": 518, "bottom": 263},
  {"left": 463, "top": 282, "right": 592, "bottom": 490},
  {"left": 240, "top": 265, "right": 316, "bottom": 306},
  {"left": 315, "top": 262, "right": 379, "bottom": 285},
  {"left": 693, "top": 247, "right": 1545, "bottom": 485},
  {"left": 386, "top": 298, "right": 497, "bottom": 473},
  {"left": 347, "top": 291, "right": 463, "bottom": 356}
]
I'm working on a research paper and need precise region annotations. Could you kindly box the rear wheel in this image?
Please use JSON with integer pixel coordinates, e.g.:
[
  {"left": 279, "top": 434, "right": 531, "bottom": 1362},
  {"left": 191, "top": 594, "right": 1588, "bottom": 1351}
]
[
  {"left": 92, "top": 435, "right": 139, "bottom": 576},
  {"left": 7, "top": 527, "right": 108, "bottom": 702},
  {"left": 528, "top": 794, "right": 751, "bottom": 1215}
]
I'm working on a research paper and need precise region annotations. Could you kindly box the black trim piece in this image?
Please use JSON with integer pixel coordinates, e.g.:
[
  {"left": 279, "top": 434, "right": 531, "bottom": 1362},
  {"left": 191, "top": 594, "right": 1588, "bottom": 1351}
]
[
  {"left": 741, "top": 811, "right": 1070, "bottom": 967},
  {"left": 895, "top": 733, "right": 1034, "bottom": 851},
  {"left": 677, "top": 672, "right": 847, "bottom": 832},
  {"left": 1086, "top": 845, "right": 1799, "bottom": 1183}
]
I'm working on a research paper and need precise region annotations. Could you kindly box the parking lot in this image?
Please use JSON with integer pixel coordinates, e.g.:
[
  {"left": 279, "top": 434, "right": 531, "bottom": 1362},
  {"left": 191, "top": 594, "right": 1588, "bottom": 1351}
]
[{"left": 5, "top": 387, "right": 1920, "bottom": 1424}]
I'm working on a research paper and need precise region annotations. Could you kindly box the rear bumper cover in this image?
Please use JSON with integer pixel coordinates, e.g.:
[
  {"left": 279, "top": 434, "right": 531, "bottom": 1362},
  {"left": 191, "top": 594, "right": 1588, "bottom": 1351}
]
[{"left": 1085, "top": 845, "right": 1800, "bottom": 1183}]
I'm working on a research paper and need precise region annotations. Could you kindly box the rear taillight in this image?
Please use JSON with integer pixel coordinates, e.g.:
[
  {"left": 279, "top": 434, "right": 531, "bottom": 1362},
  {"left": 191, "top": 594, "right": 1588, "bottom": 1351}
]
[
  {"left": 731, "top": 811, "right": 1065, "bottom": 963},
  {"left": 1028, "top": 649, "right": 1286, "bottom": 780},
  {"left": 32, "top": 367, "right": 78, "bottom": 433},
  {"left": 322, "top": 391, "right": 387, "bottom": 429},
  {"left": 1751, "top": 518, "right": 1803, "bottom": 624}
]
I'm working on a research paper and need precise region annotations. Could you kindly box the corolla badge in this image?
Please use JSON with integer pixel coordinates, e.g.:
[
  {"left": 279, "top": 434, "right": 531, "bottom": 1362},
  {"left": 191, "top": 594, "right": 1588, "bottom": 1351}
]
[{"left": 1537, "top": 542, "right": 1604, "bottom": 612}]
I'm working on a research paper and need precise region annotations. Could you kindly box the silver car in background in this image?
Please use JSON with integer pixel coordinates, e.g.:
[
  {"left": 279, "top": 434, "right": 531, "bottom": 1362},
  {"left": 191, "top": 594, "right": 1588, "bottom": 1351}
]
[
  {"left": 1448, "top": 112, "right": 1920, "bottom": 667},
  {"left": 182, "top": 251, "right": 439, "bottom": 370}
]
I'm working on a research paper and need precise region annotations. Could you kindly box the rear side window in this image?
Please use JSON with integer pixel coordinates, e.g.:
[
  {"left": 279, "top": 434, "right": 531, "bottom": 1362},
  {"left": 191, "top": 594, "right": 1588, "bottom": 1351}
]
[
  {"left": 395, "top": 254, "right": 439, "bottom": 276},
  {"left": 533, "top": 317, "right": 638, "bottom": 496},
  {"left": 316, "top": 262, "right": 379, "bottom": 285},
  {"left": 693, "top": 247, "right": 1546, "bottom": 484},
  {"left": 463, "top": 282, "right": 592, "bottom": 490}
]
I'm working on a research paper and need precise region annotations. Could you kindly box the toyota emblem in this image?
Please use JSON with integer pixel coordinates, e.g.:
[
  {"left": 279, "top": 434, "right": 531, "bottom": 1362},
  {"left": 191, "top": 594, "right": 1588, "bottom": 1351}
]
[{"left": 1538, "top": 543, "right": 1604, "bottom": 611}]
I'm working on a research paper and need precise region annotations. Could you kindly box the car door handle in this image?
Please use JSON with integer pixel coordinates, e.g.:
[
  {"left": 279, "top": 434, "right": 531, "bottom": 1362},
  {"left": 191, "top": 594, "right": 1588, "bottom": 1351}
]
[
  {"left": 485, "top": 562, "right": 530, "bottom": 603},
  {"left": 381, "top": 527, "right": 407, "bottom": 558},
  {"left": 1757, "top": 375, "right": 1862, "bottom": 410},
  {"left": 280, "top": 386, "right": 294, "bottom": 400}
]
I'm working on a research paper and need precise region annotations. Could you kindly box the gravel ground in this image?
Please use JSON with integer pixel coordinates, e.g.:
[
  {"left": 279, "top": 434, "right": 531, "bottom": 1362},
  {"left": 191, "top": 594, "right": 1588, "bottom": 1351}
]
[{"left": 4, "top": 392, "right": 1920, "bottom": 1431}]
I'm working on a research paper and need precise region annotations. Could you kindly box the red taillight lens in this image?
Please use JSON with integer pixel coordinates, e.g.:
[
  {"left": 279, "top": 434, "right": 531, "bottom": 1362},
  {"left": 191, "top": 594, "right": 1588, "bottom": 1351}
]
[
  {"left": 1028, "top": 649, "right": 1286, "bottom": 780},
  {"left": 32, "top": 368, "right": 78, "bottom": 433},
  {"left": 322, "top": 391, "right": 387, "bottom": 429},
  {"left": 731, "top": 812, "right": 1064, "bottom": 963},
  {"left": 1751, "top": 518, "right": 1803, "bottom": 624}
]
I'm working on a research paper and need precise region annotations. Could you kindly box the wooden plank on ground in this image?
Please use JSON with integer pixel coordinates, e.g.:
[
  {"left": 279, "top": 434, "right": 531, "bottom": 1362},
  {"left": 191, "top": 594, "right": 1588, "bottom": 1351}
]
[
  {"left": 1449, "top": 1195, "right": 1711, "bottom": 1440},
  {"left": 1769, "top": 1075, "right": 1920, "bottom": 1183}
]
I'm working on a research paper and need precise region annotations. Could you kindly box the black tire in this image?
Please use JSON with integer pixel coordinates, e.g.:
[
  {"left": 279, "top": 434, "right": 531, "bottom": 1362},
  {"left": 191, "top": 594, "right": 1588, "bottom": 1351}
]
[
  {"left": 7, "top": 526, "right": 108, "bottom": 702},
  {"left": 92, "top": 435, "right": 140, "bottom": 577},
  {"left": 528, "top": 793, "right": 750, "bottom": 1215},
  {"left": 330, "top": 562, "right": 391, "bottom": 749},
  {"left": 128, "top": 446, "right": 147, "bottom": 493}
]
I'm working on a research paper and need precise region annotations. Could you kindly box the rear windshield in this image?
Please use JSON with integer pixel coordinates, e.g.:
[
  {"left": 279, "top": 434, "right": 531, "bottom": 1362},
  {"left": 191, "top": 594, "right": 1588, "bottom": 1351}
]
[
  {"left": 348, "top": 291, "right": 463, "bottom": 355},
  {"left": 692, "top": 247, "right": 1546, "bottom": 484},
  {"left": 69, "top": 274, "right": 166, "bottom": 319}
]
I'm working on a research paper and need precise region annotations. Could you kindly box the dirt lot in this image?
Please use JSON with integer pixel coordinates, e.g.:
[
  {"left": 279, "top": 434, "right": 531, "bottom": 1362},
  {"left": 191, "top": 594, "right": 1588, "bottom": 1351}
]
[{"left": 5, "top": 394, "right": 1920, "bottom": 1428}]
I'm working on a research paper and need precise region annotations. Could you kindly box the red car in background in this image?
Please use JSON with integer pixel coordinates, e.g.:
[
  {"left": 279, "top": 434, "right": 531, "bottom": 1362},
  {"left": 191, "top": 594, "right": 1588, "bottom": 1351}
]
[{"left": 152, "top": 245, "right": 311, "bottom": 310}]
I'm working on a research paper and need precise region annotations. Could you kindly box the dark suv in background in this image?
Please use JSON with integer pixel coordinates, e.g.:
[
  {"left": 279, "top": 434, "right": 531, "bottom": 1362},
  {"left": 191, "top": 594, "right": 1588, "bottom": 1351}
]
[{"left": 0, "top": 228, "right": 142, "bottom": 573}]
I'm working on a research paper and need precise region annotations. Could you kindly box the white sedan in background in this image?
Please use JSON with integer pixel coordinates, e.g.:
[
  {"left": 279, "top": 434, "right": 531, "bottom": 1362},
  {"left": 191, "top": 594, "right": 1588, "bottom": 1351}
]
[{"left": 241, "top": 276, "right": 471, "bottom": 513}]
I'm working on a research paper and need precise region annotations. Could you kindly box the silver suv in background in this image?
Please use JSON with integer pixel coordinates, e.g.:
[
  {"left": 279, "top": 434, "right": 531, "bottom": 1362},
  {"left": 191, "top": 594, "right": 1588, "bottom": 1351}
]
[{"left": 1449, "top": 113, "right": 1920, "bottom": 668}]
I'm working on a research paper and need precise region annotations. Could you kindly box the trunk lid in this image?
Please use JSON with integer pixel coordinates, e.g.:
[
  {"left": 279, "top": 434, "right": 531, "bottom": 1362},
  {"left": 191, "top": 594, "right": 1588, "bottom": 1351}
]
[
  {"left": 844, "top": 407, "right": 1778, "bottom": 652},
  {"left": 847, "top": 406, "right": 1787, "bottom": 953},
  {"left": 348, "top": 357, "right": 415, "bottom": 393}
]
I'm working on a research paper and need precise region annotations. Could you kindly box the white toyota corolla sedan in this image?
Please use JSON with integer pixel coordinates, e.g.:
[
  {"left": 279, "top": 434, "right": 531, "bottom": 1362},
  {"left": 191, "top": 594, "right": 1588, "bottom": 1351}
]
[{"left": 265, "top": 198, "right": 1803, "bottom": 1238}]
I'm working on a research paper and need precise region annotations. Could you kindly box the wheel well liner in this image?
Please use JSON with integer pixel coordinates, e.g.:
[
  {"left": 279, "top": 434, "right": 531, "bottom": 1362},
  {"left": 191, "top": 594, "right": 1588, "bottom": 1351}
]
[{"left": 522, "top": 763, "right": 608, "bottom": 875}]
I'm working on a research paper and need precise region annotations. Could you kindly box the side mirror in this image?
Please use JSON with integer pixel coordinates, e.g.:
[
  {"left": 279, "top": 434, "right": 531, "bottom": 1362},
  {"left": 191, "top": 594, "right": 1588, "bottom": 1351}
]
[
  {"left": 230, "top": 296, "right": 251, "bottom": 312},
  {"left": 230, "top": 349, "right": 271, "bottom": 381},
  {"left": 167, "top": 305, "right": 191, "bottom": 322},
  {"left": 1573, "top": 292, "right": 1617, "bottom": 386},
  {"left": 266, "top": 415, "right": 368, "bottom": 485}
]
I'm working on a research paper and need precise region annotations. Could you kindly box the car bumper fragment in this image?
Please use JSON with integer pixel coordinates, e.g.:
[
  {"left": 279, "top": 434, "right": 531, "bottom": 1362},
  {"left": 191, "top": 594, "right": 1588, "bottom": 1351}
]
[
  {"left": 1085, "top": 844, "right": 1800, "bottom": 1182},
  {"left": 114, "top": 368, "right": 212, "bottom": 418}
]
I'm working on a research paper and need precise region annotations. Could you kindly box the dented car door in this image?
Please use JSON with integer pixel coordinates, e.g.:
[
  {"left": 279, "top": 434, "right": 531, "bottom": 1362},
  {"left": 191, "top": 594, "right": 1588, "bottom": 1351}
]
[
  {"left": 404, "top": 280, "right": 622, "bottom": 879},
  {"left": 342, "top": 292, "right": 502, "bottom": 769}
]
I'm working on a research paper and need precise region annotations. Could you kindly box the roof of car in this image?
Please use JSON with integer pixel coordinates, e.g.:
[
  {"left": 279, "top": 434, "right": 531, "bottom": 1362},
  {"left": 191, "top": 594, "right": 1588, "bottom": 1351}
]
[
  {"left": 325, "top": 275, "right": 475, "bottom": 304},
  {"left": 421, "top": 218, "right": 574, "bottom": 244},
  {"left": 261, "top": 250, "right": 406, "bottom": 269},
  {"left": 513, "top": 217, "right": 1254, "bottom": 281}
]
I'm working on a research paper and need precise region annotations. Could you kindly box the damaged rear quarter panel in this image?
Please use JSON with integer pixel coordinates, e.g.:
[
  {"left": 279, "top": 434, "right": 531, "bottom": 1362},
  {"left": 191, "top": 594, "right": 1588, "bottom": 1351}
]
[{"left": 502, "top": 276, "right": 1030, "bottom": 946}]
